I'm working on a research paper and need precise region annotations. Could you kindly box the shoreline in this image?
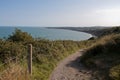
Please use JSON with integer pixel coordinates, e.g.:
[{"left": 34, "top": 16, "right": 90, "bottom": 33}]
[
  {"left": 0, "top": 27, "right": 93, "bottom": 41},
  {"left": 47, "top": 27, "right": 99, "bottom": 38},
  {"left": 47, "top": 27, "right": 111, "bottom": 38}
]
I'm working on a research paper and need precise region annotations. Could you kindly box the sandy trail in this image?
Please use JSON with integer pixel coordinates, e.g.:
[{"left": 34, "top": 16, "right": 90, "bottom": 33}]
[{"left": 49, "top": 50, "right": 95, "bottom": 80}]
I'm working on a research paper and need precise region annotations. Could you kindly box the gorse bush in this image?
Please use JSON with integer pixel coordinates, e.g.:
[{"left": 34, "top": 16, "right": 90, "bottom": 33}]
[
  {"left": 8, "top": 28, "right": 34, "bottom": 42},
  {"left": 0, "top": 40, "right": 27, "bottom": 62}
]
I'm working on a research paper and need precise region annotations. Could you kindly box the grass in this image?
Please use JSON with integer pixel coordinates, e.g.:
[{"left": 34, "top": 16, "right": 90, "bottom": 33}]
[
  {"left": 0, "top": 63, "right": 30, "bottom": 80},
  {"left": 81, "top": 33, "right": 120, "bottom": 80}
]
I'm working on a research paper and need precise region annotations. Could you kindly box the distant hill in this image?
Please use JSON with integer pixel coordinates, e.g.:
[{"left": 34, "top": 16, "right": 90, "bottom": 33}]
[
  {"left": 47, "top": 27, "right": 110, "bottom": 37},
  {"left": 48, "top": 26, "right": 120, "bottom": 37},
  {"left": 99, "top": 27, "right": 120, "bottom": 36}
]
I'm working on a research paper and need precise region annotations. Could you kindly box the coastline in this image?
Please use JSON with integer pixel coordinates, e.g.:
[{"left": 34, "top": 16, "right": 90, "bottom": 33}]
[
  {"left": 47, "top": 27, "right": 99, "bottom": 38},
  {"left": 0, "top": 27, "right": 92, "bottom": 41},
  {"left": 47, "top": 27, "right": 112, "bottom": 38}
]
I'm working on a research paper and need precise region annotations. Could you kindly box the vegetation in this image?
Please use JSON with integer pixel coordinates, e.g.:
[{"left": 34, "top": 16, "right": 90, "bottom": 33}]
[
  {"left": 81, "top": 27, "right": 120, "bottom": 80},
  {"left": 1, "top": 26, "right": 120, "bottom": 80},
  {"left": 7, "top": 28, "right": 34, "bottom": 42},
  {"left": 98, "top": 27, "right": 120, "bottom": 37},
  {"left": 0, "top": 29, "right": 94, "bottom": 80}
]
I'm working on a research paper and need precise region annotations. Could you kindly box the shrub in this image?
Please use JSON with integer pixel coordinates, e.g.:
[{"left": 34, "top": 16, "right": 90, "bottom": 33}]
[{"left": 8, "top": 28, "right": 34, "bottom": 42}]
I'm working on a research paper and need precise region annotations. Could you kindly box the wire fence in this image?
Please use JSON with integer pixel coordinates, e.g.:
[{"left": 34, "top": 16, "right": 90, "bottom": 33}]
[{"left": 0, "top": 44, "right": 32, "bottom": 80}]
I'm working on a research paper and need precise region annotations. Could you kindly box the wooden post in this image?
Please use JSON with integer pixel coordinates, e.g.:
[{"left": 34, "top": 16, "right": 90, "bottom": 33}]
[{"left": 28, "top": 44, "right": 32, "bottom": 75}]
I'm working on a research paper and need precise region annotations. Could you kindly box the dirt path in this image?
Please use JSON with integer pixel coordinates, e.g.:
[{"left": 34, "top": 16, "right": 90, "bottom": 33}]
[{"left": 49, "top": 50, "right": 96, "bottom": 80}]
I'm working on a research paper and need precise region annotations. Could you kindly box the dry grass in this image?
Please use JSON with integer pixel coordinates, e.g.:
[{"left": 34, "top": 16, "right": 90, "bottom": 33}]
[
  {"left": 81, "top": 34, "right": 120, "bottom": 80},
  {"left": 0, "top": 63, "right": 30, "bottom": 80}
]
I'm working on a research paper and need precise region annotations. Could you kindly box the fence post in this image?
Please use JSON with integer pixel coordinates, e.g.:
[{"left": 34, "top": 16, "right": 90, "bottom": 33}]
[{"left": 28, "top": 44, "right": 32, "bottom": 75}]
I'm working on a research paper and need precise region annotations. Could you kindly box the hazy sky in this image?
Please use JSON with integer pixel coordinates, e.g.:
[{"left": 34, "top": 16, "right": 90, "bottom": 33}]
[{"left": 0, "top": 0, "right": 120, "bottom": 27}]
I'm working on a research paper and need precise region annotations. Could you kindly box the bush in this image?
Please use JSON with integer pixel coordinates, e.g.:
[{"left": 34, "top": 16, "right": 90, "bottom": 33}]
[{"left": 8, "top": 28, "right": 34, "bottom": 42}]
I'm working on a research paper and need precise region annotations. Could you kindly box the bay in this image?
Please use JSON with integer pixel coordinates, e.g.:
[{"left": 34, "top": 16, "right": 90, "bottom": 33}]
[{"left": 0, "top": 27, "right": 92, "bottom": 41}]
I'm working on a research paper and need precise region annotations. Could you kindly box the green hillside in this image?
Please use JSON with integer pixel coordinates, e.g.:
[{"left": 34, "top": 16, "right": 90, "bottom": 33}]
[
  {"left": 99, "top": 27, "right": 120, "bottom": 37},
  {"left": 81, "top": 27, "right": 120, "bottom": 80}
]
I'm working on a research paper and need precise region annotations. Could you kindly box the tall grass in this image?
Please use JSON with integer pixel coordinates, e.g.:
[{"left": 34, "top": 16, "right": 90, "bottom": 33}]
[
  {"left": 0, "top": 63, "right": 30, "bottom": 80},
  {"left": 81, "top": 34, "right": 120, "bottom": 80}
]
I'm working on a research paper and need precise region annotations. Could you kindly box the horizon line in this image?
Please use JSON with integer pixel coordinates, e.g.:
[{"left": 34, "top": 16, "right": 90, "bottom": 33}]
[{"left": 0, "top": 25, "right": 116, "bottom": 27}]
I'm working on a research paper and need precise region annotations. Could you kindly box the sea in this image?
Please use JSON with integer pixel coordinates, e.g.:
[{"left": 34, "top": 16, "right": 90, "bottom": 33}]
[{"left": 0, "top": 27, "right": 92, "bottom": 41}]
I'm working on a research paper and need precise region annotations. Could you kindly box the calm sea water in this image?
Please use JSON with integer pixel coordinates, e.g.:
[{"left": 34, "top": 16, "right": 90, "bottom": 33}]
[{"left": 0, "top": 27, "right": 92, "bottom": 41}]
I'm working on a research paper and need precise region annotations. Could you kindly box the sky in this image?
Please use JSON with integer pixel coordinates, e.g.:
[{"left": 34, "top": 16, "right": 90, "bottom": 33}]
[{"left": 0, "top": 0, "right": 120, "bottom": 27}]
